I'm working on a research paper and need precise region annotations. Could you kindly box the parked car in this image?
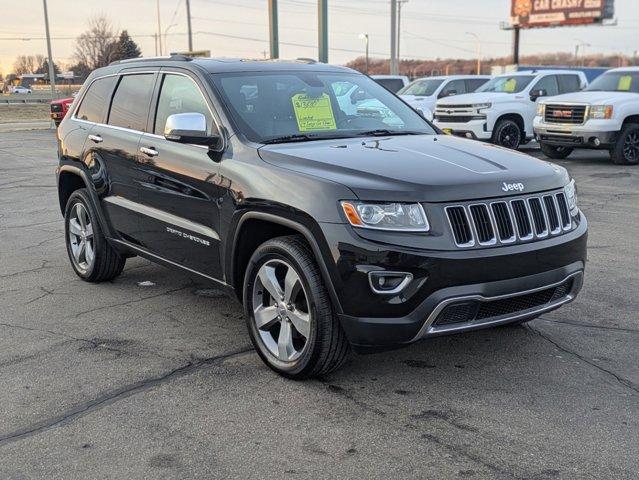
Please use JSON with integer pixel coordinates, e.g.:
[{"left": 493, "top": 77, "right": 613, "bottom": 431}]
[
  {"left": 399, "top": 75, "right": 490, "bottom": 113},
  {"left": 434, "top": 70, "right": 587, "bottom": 149},
  {"left": 56, "top": 57, "right": 587, "bottom": 378},
  {"left": 50, "top": 97, "right": 74, "bottom": 126},
  {"left": 370, "top": 74, "right": 410, "bottom": 93},
  {"left": 11, "top": 85, "right": 32, "bottom": 94},
  {"left": 534, "top": 67, "right": 639, "bottom": 165}
]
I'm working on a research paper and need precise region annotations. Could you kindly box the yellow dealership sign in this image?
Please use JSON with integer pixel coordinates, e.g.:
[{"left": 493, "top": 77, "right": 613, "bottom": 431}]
[{"left": 291, "top": 93, "right": 337, "bottom": 132}]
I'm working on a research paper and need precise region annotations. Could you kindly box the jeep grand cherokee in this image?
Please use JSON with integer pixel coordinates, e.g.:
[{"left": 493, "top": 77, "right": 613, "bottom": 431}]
[{"left": 56, "top": 57, "right": 587, "bottom": 378}]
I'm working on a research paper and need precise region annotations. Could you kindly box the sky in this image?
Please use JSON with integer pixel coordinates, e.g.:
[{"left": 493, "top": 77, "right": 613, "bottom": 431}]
[{"left": 1, "top": 0, "right": 638, "bottom": 76}]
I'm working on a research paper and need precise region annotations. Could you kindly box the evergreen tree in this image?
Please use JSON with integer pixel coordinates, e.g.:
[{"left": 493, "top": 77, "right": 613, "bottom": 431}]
[{"left": 112, "top": 30, "right": 142, "bottom": 62}]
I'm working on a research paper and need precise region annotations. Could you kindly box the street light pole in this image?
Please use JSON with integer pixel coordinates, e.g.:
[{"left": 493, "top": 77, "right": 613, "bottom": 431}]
[
  {"left": 390, "top": 0, "right": 397, "bottom": 74},
  {"left": 42, "top": 0, "right": 56, "bottom": 101},
  {"left": 465, "top": 32, "right": 481, "bottom": 75},
  {"left": 186, "top": 0, "right": 193, "bottom": 51},
  {"left": 156, "top": 0, "right": 163, "bottom": 55},
  {"left": 359, "top": 33, "right": 369, "bottom": 74}
]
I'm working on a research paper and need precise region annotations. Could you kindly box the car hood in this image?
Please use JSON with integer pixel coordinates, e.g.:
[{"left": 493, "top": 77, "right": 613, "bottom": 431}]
[
  {"left": 541, "top": 91, "right": 638, "bottom": 105},
  {"left": 436, "top": 92, "right": 519, "bottom": 106},
  {"left": 258, "top": 134, "right": 569, "bottom": 202}
]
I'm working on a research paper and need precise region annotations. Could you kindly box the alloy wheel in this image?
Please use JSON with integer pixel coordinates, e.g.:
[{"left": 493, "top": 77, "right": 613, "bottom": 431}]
[
  {"left": 499, "top": 123, "right": 520, "bottom": 149},
  {"left": 623, "top": 131, "right": 639, "bottom": 162},
  {"left": 68, "top": 202, "right": 95, "bottom": 273},
  {"left": 252, "top": 259, "right": 311, "bottom": 362}
]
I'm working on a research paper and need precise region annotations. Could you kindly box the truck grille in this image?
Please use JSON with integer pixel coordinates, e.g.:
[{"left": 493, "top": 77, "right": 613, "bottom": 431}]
[
  {"left": 433, "top": 115, "right": 482, "bottom": 123},
  {"left": 544, "top": 104, "right": 587, "bottom": 125},
  {"left": 433, "top": 277, "right": 574, "bottom": 327},
  {"left": 445, "top": 190, "right": 573, "bottom": 248}
]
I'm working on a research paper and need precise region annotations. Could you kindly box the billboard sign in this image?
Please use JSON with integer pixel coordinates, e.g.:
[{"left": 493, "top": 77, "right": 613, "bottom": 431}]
[{"left": 511, "top": 0, "right": 614, "bottom": 29}]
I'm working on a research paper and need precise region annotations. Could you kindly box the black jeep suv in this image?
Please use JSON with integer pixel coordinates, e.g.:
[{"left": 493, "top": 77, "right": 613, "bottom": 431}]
[{"left": 56, "top": 57, "right": 587, "bottom": 378}]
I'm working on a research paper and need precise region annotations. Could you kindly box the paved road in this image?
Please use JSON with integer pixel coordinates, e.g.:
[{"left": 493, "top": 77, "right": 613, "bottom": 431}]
[{"left": 0, "top": 130, "right": 637, "bottom": 479}]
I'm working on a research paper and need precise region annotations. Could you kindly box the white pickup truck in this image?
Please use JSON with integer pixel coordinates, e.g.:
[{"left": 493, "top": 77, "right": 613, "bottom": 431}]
[
  {"left": 434, "top": 70, "right": 587, "bottom": 150},
  {"left": 398, "top": 75, "right": 490, "bottom": 113},
  {"left": 534, "top": 67, "right": 639, "bottom": 165}
]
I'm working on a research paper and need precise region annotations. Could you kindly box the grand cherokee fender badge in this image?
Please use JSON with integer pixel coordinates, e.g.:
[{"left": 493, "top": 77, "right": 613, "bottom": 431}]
[{"left": 502, "top": 182, "right": 525, "bottom": 192}]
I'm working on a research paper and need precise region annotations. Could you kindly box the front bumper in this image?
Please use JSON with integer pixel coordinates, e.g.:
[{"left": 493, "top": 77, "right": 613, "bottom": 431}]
[
  {"left": 434, "top": 119, "right": 492, "bottom": 140},
  {"left": 321, "top": 216, "right": 587, "bottom": 351},
  {"left": 533, "top": 119, "right": 619, "bottom": 148}
]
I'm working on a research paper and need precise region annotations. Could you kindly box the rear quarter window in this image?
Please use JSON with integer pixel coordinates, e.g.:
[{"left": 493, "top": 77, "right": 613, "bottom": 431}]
[
  {"left": 75, "top": 76, "right": 117, "bottom": 123},
  {"left": 108, "top": 73, "right": 156, "bottom": 132}
]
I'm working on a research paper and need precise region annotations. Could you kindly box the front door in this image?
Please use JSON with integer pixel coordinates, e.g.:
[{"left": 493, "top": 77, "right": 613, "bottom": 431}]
[{"left": 136, "top": 71, "right": 224, "bottom": 279}]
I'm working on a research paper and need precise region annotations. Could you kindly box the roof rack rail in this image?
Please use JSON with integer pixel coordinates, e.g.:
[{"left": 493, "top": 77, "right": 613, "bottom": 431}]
[
  {"left": 296, "top": 57, "right": 317, "bottom": 64},
  {"left": 109, "top": 54, "right": 192, "bottom": 66}
]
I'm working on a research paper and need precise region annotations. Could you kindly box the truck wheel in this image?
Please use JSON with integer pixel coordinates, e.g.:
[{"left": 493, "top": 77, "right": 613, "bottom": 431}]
[
  {"left": 610, "top": 124, "right": 639, "bottom": 165},
  {"left": 540, "top": 143, "right": 573, "bottom": 159},
  {"left": 492, "top": 119, "right": 522, "bottom": 150},
  {"left": 64, "top": 189, "right": 126, "bottom": 282},
  {"left": 243, "top": 235, "right": 350, "bottom": 379}
]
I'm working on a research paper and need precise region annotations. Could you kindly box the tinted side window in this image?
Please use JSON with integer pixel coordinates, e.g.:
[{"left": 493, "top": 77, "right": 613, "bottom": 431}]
[
  {"left": 376, "top": 79, "right": 404, "bottom": 92},
  {"left": 558, "top": 74, "right": 581, "bottom": 93},
  {"left": 440, "top": 79, "right": 466, "bottom": 97},
  {"left": 108, "top": 74, "right": 155, "bottom": 132},
  {"left": 154, "top": 74, "right": 215, "bottom": 136},
  {"left": 466, "top": 78, "right": 489, "bottom": 92},
  {"left": 532, "top": 75, "right": 559, "bottom": 96},
  {"left": 75, "top": 76, "right": 117, "bottom": 123}
]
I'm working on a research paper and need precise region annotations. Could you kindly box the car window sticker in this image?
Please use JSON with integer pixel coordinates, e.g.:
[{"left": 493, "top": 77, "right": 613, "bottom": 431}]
[
  {"left": 291, "top": 93, "right": 337, "bottom": 132},
  {"left": 618, "top": 75, "right": 632, "bottom": 91},
  {"left": 504, "top": 78, "right": 517, "bottom": 93}
]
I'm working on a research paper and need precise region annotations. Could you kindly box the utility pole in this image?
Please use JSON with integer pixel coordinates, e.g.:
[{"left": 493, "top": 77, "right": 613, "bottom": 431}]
[
  {"left": 397, "top": 0, "right": 408, "bottom": 67},
  {"left": 268, "top": 0, "right": 279, "bottom": 59},
  {"left": 42, "top": 0, "right": 56, "bottom": 101},
  {"left": 186, "top": 0, "right": 193, "bottom": 51},
  {"left": 466, "top": 32, "right": 481, "bottom": 74},
  {"left": 359, "top": 33, "right": 369, "bottom": 74},
  {"left": 156, "top": 0, "right": 163, "bottom": 55},
  {"left": 318, "top": 0, "right": 328, "bottom": 63},
  {"left": 512, "top": 26, "right": 520, "bottom": 65},
  {"left": 390, "top": 0, "right": 397, "bottom": 74}
]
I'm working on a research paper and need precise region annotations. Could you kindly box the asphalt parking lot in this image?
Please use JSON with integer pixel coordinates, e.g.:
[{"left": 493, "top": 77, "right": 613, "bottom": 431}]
[{"left": 1, "top": 129, "right": 637, "bottom": 479}]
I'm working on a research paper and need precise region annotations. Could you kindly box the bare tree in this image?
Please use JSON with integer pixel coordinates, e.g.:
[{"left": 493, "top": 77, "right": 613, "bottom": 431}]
[
  {"left": 13, "top": 55, "right": 36, "bottom": 75},
  {"left": 73, "top": 16, "right": 117, "bottom": 71}
]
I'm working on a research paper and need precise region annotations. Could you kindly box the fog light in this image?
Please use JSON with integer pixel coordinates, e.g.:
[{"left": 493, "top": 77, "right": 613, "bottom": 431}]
[
  {"left": 465, "top": 132, "right": 473, "bottom": 139},
  {"left": 593, "top": 137, "right": 601, "bottom": 146},
  {"left": 368, "top": 271, "right": 413, "bottom": 295}
]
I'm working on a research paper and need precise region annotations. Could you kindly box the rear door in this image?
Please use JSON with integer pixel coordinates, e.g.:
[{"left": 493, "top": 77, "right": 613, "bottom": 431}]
[
  {"left": 92, "top": 71, "right": 158, "bottom": 242},
  {"left": 135, "top": 69, "right": 224, "bottom": 279}
]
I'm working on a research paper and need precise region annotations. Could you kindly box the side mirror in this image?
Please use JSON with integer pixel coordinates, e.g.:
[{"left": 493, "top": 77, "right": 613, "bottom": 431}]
[
  {"left": 530, "top": 89, "right": 547, "bottom": 101},
  {"left": 164, "top": 112, "right": 219, "bottom": 146}
]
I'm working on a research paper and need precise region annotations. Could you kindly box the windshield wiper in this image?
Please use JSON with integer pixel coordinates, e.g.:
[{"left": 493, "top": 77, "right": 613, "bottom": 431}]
[{"left": 355, "top": 129, "right": 424, "bottom": 137}]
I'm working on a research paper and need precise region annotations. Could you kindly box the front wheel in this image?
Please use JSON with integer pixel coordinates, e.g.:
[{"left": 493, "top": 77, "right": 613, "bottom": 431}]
[
  {"left": 492, "top": 119, "right": 522, "bottom": 150},
  {"left": 610, "top": 124, "right": 639, "bottom": 165},
  {"left": 540, "top": 143, "right": 573, "bottom": 159},
  {"left": 243, "top": 236, "right": 350, "bottom": 379}
]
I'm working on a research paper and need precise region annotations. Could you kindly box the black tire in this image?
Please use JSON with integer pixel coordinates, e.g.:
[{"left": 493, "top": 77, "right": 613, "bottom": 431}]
[
  {"left": 64, "top": 188, "right": 125, "bottom": 282},
  {"left": 243, "top": 235, "right": 350, "bottom": 379},
  {"left": 610, "top": 123, "right": 639, "bottom": 165},
  {"left": 540, "top": 143, "right": 573, "bottom": 160},
  {"left": 492, "top": 118, "right": 522, "bottom": 150}
]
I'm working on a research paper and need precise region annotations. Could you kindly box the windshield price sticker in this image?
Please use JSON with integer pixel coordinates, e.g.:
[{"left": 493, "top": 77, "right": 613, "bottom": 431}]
[
  {"left": 618, "top": 75, "right": 632, "bottom": 91},
  {"left": 292, "top": 93, "right": 337, "bottom": 132}
]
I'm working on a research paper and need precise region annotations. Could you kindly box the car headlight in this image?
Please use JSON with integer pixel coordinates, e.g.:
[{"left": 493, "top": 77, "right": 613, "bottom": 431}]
[
  {"left": 537, "top": 103, "right": 546, "bottom": 117},
  {"left": 564, "top": 179, "right": 578, "bottom": 215},
  {"left": 341, "top": 201, "right": 430, "bottom": 232},
  {"left": 473, "top": 102, "right": 492, "bottom": 111},
  {"left": 588, "top": 105, "right": 613, "bottom": 119}
]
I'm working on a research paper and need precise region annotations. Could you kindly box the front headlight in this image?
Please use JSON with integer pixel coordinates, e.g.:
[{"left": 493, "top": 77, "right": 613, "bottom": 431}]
[
  {"left": 564, "top": 179, "right": 578, "bottom": 215},
  {"left": 473, "top": 102, "right": 492, "bottom": 111},
  {"left": 341, "top": 201, "right": 430, "bottom": 232},
  {"left": 537, "top": 103, "right": 546, "bottom": 117},
  {"left": 588, "top": 105, "right": 613, "bottom": 119}
]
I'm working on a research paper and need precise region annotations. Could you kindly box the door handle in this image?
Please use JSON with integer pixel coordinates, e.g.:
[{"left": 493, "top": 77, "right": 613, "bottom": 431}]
[
  {"left": 140, "top": 146, "right": 159, "bottom": 157},
  {"left": 88, "top": 134, "right": 103, "bottom": 143}
]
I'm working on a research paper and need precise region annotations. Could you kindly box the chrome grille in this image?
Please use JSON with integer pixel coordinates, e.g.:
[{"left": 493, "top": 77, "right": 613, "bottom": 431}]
[
  {"left": 445, "top": 191, "right": 573, "bottom": 248},
  {"left": 544, "top": 104, "right": 587, "bottom": 125}
]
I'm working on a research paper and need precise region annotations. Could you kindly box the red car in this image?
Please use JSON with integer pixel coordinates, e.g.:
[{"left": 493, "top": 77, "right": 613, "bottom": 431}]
[{"left": 50, "top": 97, "right": 74, "bottom": 126}]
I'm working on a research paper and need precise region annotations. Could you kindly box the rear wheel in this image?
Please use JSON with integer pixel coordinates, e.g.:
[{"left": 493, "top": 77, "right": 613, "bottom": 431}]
[
  {"left": 492, "top": 118, "right": 522, "bottom": 150},
  {"left": 610, "top": 124, "right": 639, "bottom": 165},
  {"left": 243, "top": 236, "right": 350, "bottom": 379},
  {"left": 540, "top": 143, "right": 573, "bottom": 159},
  {"left": 64, "top": 189, "right": 126, "bottom": 282}
]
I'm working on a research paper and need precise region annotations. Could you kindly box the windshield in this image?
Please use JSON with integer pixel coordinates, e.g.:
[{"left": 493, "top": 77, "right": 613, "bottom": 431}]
[
  {"left": 586, "top": 72, "right": 639, "bottom": 93},
  {"left": 210, "top": 71, "right": 435, "bottom": 143},
  {"left": 399, "top": 79, "right": 444, "bottom": 96},
  {"left": 477, "top": 75, "right": 534, "bottom": 94}
]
